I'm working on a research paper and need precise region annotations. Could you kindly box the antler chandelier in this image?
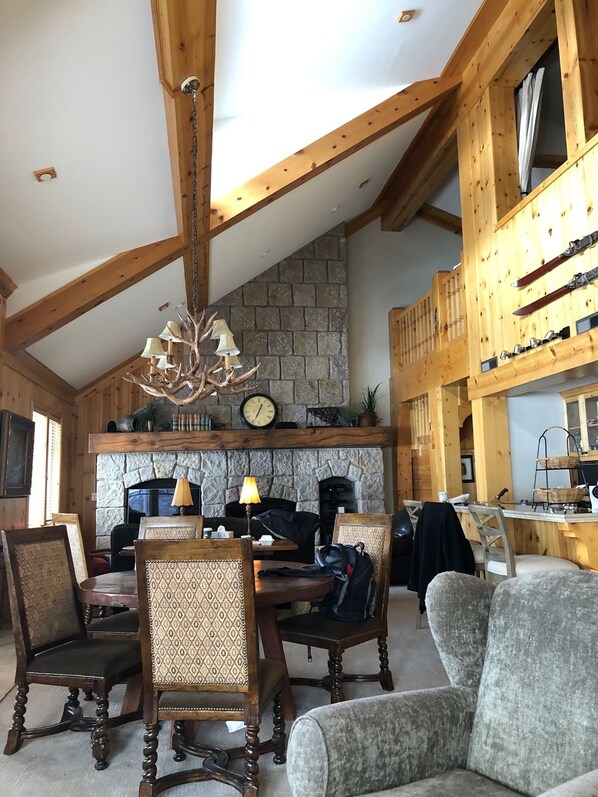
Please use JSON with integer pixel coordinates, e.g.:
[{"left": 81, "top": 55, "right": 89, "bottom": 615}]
[{"left": 124, "top": 76, "right": 258, "bottom": 406}]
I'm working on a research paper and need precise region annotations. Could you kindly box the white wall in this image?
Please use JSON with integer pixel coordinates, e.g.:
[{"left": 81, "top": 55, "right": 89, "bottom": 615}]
[
  {"left": 347, "top": 216, "right": 463, "bottom": 510},
  {"left": 507, "top": 393, "right": 571, "bottom": 503}
]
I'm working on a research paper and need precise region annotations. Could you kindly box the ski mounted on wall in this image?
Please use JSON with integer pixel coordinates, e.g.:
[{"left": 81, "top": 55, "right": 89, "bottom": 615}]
[
  {"left": 511, "top": 230, "right": 598, "bottom": 288},
  {"left": 513, "top": 266, "right": 598, "bottom": 317}
]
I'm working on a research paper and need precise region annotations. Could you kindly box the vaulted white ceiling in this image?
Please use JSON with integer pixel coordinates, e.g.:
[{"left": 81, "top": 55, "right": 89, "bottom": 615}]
[{"left": 0, "top": 0, "right": 483, "bottom": 388}]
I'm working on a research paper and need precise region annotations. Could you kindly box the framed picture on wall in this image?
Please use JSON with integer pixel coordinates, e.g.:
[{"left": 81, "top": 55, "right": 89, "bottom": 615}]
[
  {"left": 461, "top": 454, "right": 475, "bottom": 484},
  {"left": 0, "top": 411, "right": 35, "bottom": 498}
]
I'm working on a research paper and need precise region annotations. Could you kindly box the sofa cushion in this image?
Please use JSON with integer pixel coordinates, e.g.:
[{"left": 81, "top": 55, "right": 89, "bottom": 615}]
[
  {"left": 364, "top": 769, "right": 523, "bottom": 796},
  {"left": 467, "top": 572, "right": 598, "bottom": 795}
]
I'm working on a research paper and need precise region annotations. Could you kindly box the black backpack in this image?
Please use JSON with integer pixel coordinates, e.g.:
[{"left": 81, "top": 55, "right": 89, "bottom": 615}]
[{"left": 315, "top": 541, "right": 377, "bottom": 622}]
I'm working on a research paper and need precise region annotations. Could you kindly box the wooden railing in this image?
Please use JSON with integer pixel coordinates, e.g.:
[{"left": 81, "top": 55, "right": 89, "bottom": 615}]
[{"left": 395, "top": 266, "right": 464, "bottom": 367}]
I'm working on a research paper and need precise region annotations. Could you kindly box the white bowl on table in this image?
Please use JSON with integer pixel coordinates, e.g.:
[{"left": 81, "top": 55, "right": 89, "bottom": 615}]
[{"left": 258, "top": 535, "right": 274, "bottom": 546}]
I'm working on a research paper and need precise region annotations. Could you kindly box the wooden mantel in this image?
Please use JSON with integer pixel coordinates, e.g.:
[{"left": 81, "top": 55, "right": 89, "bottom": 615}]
[{"left": 89, "top": 427, "right": 394, "bottom": 454}]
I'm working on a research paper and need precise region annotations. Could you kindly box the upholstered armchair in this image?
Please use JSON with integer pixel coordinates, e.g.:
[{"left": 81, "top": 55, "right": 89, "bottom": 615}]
[{"left": 286, "top": 570, "right": 598, "bottom": 797}]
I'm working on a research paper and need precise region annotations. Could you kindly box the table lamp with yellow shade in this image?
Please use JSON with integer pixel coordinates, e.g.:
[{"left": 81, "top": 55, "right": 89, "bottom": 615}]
[
  {"left": 239, "top": 476, "right": 261, "bottom": 535},
  {"left": 171, "top": 478, "right": 194, "bottom": 515}
]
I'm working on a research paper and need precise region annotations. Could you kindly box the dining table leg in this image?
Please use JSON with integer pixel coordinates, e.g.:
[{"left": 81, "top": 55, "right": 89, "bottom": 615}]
[{"left": 256, "top": 604, "right": 296, "bottom": 721}]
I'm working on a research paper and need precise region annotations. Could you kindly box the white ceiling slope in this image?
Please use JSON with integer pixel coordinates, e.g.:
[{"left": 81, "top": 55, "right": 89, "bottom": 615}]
[{"left": 0, "top": 0, "right": 484, "bottom": 389}]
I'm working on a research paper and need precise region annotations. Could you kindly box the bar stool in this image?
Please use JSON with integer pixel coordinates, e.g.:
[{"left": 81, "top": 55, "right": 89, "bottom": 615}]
[{"left": 467, "top": 504, "right": 579, "bottom": 583}]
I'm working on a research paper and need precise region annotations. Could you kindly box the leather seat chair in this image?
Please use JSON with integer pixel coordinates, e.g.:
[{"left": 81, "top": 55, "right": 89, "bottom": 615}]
[
  {"left": 286, "top": 570, "right": 598, "bottom": 797},
  {"left": 2, "top": 526, "right": 142, "bottom": 770}
]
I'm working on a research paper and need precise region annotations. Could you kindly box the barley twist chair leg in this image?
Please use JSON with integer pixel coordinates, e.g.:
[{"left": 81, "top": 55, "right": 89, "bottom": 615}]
[
  {"left": 172, "top": 719, "right": 186, "bottom": 762},
  {"left": 377, "top": 636, "right": 394, "bottom": 691},
  {"left": 329, "top": 651, "right": 345, "bottom": 703},
  {"left": 272, "top": 690, "right": 286, "bottom": 765},
  {"left": 243, "top": 723, "right": 260, "bottom": 797},
  {"left": 4, "top": 684, "right": 29, "bottom": 755},
  {"left": 61, "top": 687, "right": 81, "bottom": 722},
  {"left": 139, "top": 722, "right": 159, "bottom": 797},
  {"left": 90, "top": 695, "right": 110, "bottom": 770}
]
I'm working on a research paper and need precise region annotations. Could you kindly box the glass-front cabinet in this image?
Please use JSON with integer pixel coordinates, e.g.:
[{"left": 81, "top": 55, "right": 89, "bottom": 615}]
[{"left": 562, "top": 382, "right": 598, "bottom": 458}]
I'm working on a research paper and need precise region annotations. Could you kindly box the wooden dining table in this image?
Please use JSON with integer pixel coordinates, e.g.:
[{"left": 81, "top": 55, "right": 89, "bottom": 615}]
[{"left": 78, "top": 559, "right": 334, "bottom": 720}]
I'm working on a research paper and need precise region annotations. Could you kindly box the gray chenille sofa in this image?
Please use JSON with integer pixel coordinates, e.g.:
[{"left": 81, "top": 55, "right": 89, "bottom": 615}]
[{"left": 286, "top": 570, "right": 598, "bottom": 797}]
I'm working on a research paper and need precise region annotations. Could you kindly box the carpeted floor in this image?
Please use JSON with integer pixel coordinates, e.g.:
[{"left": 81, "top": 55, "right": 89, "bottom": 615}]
[{"left": 0, "top": 587, "right": 447, "bottom": 796}]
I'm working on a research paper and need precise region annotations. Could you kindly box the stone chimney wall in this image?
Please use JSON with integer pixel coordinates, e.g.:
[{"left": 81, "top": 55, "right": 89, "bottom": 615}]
[{"left": 152, "top": 225, "right": 348, "bottom": 430}]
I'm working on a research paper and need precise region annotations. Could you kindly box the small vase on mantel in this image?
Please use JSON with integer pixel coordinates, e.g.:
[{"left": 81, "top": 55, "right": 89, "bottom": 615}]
[{"left": 358, "top": 412, "right": 378, "bottom": 428}]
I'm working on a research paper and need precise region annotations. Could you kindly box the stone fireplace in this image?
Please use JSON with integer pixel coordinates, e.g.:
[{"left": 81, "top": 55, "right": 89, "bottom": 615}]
[{"left": 95, "top": 445, "right": 386, "bottom": 547}]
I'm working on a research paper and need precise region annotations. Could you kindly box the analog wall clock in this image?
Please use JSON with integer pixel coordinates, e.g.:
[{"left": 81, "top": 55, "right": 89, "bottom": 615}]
[{"left": 240, "top": 393, "right": 278, "bottom": 429}]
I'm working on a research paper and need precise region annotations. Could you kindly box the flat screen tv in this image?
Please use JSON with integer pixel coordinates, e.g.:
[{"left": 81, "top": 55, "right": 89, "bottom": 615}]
[{"left": 0, "top": 411, "right": 35, "bottom": 498}]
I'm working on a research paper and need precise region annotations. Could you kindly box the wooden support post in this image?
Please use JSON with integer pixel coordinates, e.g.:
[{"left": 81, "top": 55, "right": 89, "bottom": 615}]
[
  {"left": 555, "top": 0, "right": 598, "bottom": 155},
  {"left": 396, "top": 403, "right": 413, "bottom": 508},
  {"left": 431, "top": 271, "right": 450, "bottom": 351},
  {"left": 428, "top": 386, "right": 462, "bottom": 498},
  {"left": 471, "top": 396, "right": 513, "bottom": 501}
]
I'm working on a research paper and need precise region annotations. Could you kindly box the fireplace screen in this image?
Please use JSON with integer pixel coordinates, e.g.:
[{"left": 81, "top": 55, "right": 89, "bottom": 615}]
[{"left": 127, "top": 478, "right": 200, "bottom": 523}]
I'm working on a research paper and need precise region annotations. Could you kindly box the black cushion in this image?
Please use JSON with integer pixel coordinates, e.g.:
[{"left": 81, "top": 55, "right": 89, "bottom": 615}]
[
  {"left": 27, "top": 639, "right": 141, "bottom": 679},
  {"left": 87, "top": 610, "right": 139, "bottom": 637}
]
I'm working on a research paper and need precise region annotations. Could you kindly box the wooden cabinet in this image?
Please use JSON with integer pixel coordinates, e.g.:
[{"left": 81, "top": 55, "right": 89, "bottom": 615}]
[{"left": 561, "top": 383, "right": 598, "bottom": 459}]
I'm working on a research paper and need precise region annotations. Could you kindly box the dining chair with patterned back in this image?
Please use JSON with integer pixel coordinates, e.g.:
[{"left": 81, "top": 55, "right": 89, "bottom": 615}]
[
  {"left": 138, "top": 515, "right": 204, "bottom": 540},
  {"left": 278, "top": 513, "right": 393, "bottom": 703},
  {"left": 52, "top": 512, "right": 139, "bottom": 640},
  {"left": 135, "top": 537, "right": 286, "bottom": 797},
  {"left": 467, "top": 504, "right": 579, "bottom": 583},
  {"left": 2, "top": 526, "right": 142, "bottom": 770}
]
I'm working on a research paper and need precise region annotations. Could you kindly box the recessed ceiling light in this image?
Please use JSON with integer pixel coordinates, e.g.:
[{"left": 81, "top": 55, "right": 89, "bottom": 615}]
[
  {"left": 397, "top": 10, "right": 416, "bottom": 23},
  {"left": 259, "top": 249, "right": 271, "bottom": 258},
  {"left": 33, "top": 166, "right": 57, "bottom": 182},
  {"left": 330, "top": 205, "right": 341, "bottom": 213}
]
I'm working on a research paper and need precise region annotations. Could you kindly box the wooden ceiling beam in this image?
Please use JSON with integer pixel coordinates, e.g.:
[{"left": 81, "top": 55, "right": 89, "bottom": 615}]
[
  {"left": 5, "top": 236, "right": 186, "bottom": 352},
  {"left": 152, "top": 0, "right": 216, "bottom": 311},
  {"left": 416, "top": 203, "right": 463, "bottom": 236},
  {"left": 0, "top": 267, "right": 17, "bottom": 299},
  {"left": 209, "top": 76, "right": 461, "bottom": 236},
  {"left": 380, "top": 0, "right": 556, "bottom": 232}
]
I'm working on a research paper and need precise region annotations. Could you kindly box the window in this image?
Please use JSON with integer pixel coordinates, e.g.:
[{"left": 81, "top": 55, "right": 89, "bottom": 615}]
[{"left": 28, "top": 410, "right": 62, "bottom": 526}]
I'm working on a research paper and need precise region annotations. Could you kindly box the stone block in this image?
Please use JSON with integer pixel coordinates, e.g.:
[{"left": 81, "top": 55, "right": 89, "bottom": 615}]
[
  {"left": 359, "top": 448, "right": 384, "bottom": 473},
  {"left": 123, "top": 469, "right": 142, "bottom": 489},
  {"left": 202, "top": 477, "right": 225, "bottom": 505},
  {"left": 291, "top": 242, "right": 314, "bottom": 259},
  {"left": 253, "top": 264, "right": 279, "bottom": 282},
  {"left": 259, "top": 307, "right": 281, "bottom": 330},
  {"left": 361, "top": 473, "right": 385, "bottom": 500},
  {"left": 243, "top": 331, "right": 269, "bottom": 355},
  {"left": 279, "top": 259, "right": 304, "bottom": 283},
  {"left": 294, "top": 379, "right": 319, "bottom": 405},
  {"left": 215, "top": 286, "right": 243, "bottom": 306},
  {"left": 299, "top": 500, "right": 319, "bottom": 515},
  {"left": 202, "top": 503, "right": 224, "bottom": 517},
  {"left": 207, "top": 406, "right": 232, "bottom": 427},
  {"left": 126, "top": 453, "right": 152, "bottom": 472},
  {"left": 280, "top": 306, "right": 305, "bottom": 330},
  {"left": 187, "top": 468, "right": 203, "bottom": 486},
  {"left": 361, "top": 500, "right": 386, "bottom": 514},
  {"left": 281, "top": 404, "right": 307, "bottom": 426},
  {"left": 293, "top": 283, "right": 315, "bottom": 307},
  {"left": 316, "top": 284, "right": 341, "bottom": 308},
  {"left": 96, "top": 508, "right": 125, "bottom": 538},
  {"left": 250, "top": 450, "right": 273, "bottom": 475},
  {"left": 315, "top": 236, "right": 339, "bottom": 260},
  {"left": 329, "top": 459, "right": 350, "bottom": 478},
  {"left": 201, "top": 451, "right": 227, "bottom": 476},
  {"left": 293, "top": 330, "right": 318, "bottom": 356},
  {"left": 319, "top": 380, "right": 343, "bottom": 405},
  {"left": 138, "top": 466, "right": 155, "bottom": 483},
  {"left": 268, "top": 284, "right": 293, "bottom": 306},
  {"left": 327, "top": 260, "right": 346, "bottom": 283},
  {"left": 329, "top": 356, "right": 349, "bottom": 379},
  {"left": 228, "top": 450, "right": 250, "bottom": 475},
  {"left": 305, "top": 357, "right": 329, "bottom": 379},
  {"left": 268, "top": 331, "right": 293, "bottom": 355},
  {"left": 348, "top": 463, "right": 364, "bottom": 482},
  {"left": 243, "top": 283, "right": 268, "bottom": 306},
  {"left": 154, "top": 459, "right": 175, "bottom": 479},
  {"left": 173, "top": 465, "right": 189, "bottom": 480},
  {"left": 304, "top": 260, "right": 327, "bottom": 283},
  {"left": 257, "top": 356, "right": 280, "bottom": 380},
  {"left": 96, "top": 535, "right": 110, "bottom": 550},
  {"left": 304, "top": 307, "right": 329, "bottom": 331},
  {"left": 317, "top": 331, "right": 341, "bottom": 355},
  {"left": 293, "top": 449, "right": 319, "bottom": 474},
  {"left": 293, "top": 474, "right": 319, "bottom": 501},
  {"left": 96, "top": 454, "right": 125, "bottom": 480},
  {"left": 177, "top": 451, "right": 202, "bottom": 468},
  {"left": 230, "top": 305, "right": 256, "bottom": 329},
  {"left": 315, "top": 464, "right": 332, "bottom": 481},
  {"left": 281, "top": 356, "right": 305, "bottom": 380},
  {"left": 101, "top": 481, "right": 125, "bottom": 508},
  {"left": 273, "top": 449, "right": 293, "bottom": 475},
  {"left": 319, "top": 449, "right": 340, "bottom": 464},
  {"left": 328, "top": 308, "right": 348, "bottom": 331}
]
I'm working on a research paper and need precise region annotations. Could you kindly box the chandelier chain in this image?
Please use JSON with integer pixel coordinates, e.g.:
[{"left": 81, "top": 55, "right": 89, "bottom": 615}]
[{"left": 190, "top": 84, "right": 199, "bottom": 317}]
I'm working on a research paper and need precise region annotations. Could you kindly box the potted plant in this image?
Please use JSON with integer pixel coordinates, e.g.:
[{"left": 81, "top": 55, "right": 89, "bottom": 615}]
[{"left": 358, "top": 383, "right": 382, "bottom": 427}]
